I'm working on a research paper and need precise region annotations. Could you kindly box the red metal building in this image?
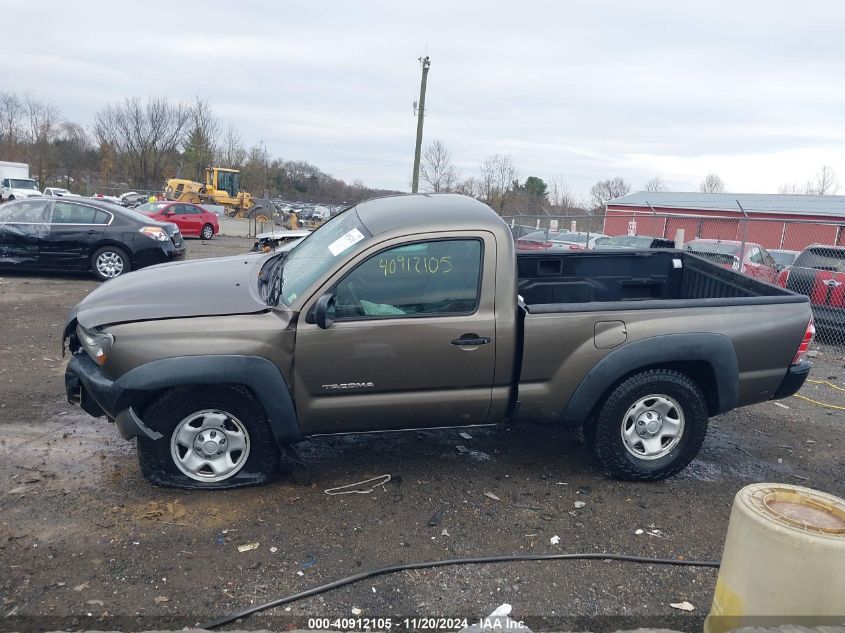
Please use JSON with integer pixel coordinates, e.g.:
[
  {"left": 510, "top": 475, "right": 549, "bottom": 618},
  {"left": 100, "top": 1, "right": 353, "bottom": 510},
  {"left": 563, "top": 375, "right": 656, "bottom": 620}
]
[{"left": 603, "top": 192, "right": 845, "bottom": 250}]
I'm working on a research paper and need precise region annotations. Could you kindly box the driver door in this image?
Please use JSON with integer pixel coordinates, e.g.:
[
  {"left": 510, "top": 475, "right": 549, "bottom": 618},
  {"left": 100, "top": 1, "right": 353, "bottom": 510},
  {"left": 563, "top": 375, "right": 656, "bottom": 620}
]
[{"left": 293, "top": 235, "right": 497, "bottom": 435}]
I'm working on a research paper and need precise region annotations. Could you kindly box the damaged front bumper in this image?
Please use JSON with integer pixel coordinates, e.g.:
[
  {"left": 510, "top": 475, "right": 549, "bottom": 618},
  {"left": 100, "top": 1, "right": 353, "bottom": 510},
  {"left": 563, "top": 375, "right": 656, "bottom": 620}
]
[{"left": 65, "top": 353, "right": 162, "bottom": 440}]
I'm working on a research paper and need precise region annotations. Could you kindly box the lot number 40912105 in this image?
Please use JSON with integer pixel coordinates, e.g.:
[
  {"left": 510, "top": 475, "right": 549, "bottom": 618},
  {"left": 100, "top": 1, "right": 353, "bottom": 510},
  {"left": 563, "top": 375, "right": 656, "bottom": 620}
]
[{"left": 379, "top": 255, "right": 452, "bottom": 276}]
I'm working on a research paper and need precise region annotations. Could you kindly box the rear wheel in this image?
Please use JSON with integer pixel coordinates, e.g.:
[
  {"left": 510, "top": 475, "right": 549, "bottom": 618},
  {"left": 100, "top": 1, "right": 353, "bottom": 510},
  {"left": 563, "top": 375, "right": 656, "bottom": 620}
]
[
  {"left": 584, "top": 369, "right": 708, "bottom": 481},
  {"left": 200, "top": 223, "right": 214, "bottom": 240},
  {"left": 137, "top": 385, "right": 279, "bottom": 489},
  {"left": 91, "top": 246, "right": 130, "bottom": 281}
]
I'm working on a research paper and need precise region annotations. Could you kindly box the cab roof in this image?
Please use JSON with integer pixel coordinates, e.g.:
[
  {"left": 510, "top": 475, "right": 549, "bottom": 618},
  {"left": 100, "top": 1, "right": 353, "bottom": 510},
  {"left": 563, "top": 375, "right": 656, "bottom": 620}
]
[{"left": 352, "top": 193, "right": 505, "bottom": 236}]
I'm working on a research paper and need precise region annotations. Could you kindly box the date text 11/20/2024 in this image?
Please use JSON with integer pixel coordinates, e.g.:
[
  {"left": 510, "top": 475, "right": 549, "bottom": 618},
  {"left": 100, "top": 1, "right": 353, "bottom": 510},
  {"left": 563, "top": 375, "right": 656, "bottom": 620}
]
[{"left": 306, "top": 617, "right": 527, "bottom": 630}]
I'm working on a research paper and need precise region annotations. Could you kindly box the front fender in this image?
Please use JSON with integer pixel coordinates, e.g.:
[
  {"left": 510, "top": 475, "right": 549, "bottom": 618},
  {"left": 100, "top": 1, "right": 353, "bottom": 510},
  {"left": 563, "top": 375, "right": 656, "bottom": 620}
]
[
  {"left": 558, "top": 333, "right": 739, "bottom": 426},
  {"left": 115, "top": 355, "right": 300, "bottom": 444}
]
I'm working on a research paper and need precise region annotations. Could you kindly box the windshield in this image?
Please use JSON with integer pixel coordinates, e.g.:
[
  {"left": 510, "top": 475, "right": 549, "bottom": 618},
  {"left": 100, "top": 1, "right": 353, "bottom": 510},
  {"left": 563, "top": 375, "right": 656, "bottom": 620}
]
[
  {"left": 770, "top": 250, "right": 798, "bottom": 267},
  {"left": 794, "top": 247, "right": 845, "bottom": 273},
  {"left": 267, "top": 209, "right": 372, "bottom": 307},
  {"left": 604, "top": 235, "right": 651, "bottom": 247},
  {"left": 136, "top": 203, "right": 169, "bottom": 213},
  {"left": 686, "top": 240, "right": 741, "bottom": 255},
  {"left": 11, "top": 179, "right": 38, "bottom": 190},
  {"left": 553, "top": 232, "right": 589, "bottom": 244}
]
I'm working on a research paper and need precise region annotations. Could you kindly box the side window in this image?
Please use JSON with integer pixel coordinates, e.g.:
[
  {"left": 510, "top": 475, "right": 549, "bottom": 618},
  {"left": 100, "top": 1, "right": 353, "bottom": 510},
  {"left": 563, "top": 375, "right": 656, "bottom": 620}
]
[
  {"left": 185, "top": 205, "right": 201, "bottom": 215},
  {"left": 52, "top": 202, "right": 109, "bottom": 224},
  {"left": 0, "top": 199, "right": 48, "bottom": 223},
  {"left": 748, "top": 247, "right": 763, "bottom": 264},
  {"left": 335, "top": 239, "right": 482, "bottom": 319}
]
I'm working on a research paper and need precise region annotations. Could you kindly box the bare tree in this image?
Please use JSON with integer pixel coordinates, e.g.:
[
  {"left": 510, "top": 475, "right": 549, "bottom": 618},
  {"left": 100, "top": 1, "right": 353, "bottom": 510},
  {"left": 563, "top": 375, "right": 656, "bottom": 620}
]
[
  {"left": 454, "top": 177, "right": 478, "bottom": 198},
  {"left": 23, "top": 94, "right": 61, "bottom": 187},
  {"left": 699, "top": 173, "right": 726, "bottom": 193},
  {"left": 93, "top": 96, "right": 191, "bottom": 189},
  {"left": 420, "top": 139, "right": 458, "bottom": 192},
  {"left": 549, "top": 174, "right": 579, "bottom": 212},
  {"left": 811, "top": 166, "right": 840, "bottom": 195},
  {"left": 479, "top": 156, "right": 497, "bottom": 203},
  {"left": 55, "top": 122, "right": 92, "bottom": 188},
  {"left": 777, "top": 183, "right": 804, "bottom": 195},
  {"left": 219, "top": 125, "right": 246, "bottom": 169},
  {"left": 182, "top": 97, "right": 219, "bottom": 181},
  {"left": 494, "top": 154, "right": 518, "bottom": 211},
  {"left": 0, "top": 92, "right": 24, "bottom": 157},
  {"left": 590, "top": 177, "right": 631, "bottom": 214},
  {"left": 644, "top": 176, "right": 668, "bottom": 192}
]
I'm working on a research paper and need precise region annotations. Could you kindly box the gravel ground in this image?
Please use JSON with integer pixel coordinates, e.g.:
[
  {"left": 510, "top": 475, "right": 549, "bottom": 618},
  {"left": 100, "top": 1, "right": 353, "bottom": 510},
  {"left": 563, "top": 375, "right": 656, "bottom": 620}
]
[{"left": 0, "top": 235, "right": 843, "bottom": 632}]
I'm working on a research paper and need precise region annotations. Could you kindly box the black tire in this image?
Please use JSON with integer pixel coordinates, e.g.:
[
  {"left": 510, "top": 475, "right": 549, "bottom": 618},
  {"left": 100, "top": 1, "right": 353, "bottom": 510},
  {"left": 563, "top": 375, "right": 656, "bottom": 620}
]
[
  {"left": 91, "top": 245, "right": 131, "bottom": 281},
  {"left": 200, "top": 223, "right": 214, "bottom": 240},
  {"left": 7, "top": 195, "right": 14, "bottom": 201},
  {"left": 584, "top": 369, "right": 708, "bottom": 481},
  {"left": 137, "top": 385, "right": 279, "bottom": 490}
]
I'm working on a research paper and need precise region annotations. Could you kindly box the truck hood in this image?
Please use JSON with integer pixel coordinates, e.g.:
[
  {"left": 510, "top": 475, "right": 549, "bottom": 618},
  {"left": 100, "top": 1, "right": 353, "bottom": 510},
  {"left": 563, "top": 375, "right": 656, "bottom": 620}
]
[
  {"left": 66, "top": 253, "right": 274, "bottom": 331},
  {"left": 8, "top": 189, "right": 41, "bottom": 198}
]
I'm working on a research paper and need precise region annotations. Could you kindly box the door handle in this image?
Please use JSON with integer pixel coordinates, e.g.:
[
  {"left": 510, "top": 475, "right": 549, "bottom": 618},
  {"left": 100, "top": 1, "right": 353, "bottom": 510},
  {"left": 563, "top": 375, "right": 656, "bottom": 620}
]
[
  {"left": 88, "top": 229, "right": 97, "bottom": 234},
  {"left": 451, "top": 334, "right": 492, "bottom": 346}
]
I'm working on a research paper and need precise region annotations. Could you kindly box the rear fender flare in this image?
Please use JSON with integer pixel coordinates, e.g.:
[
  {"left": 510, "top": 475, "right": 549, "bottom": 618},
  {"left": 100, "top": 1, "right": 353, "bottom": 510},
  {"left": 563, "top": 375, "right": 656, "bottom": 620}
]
[
  {"left": 559, "top": 333, "right": 739, "bottom": 426},
  {"left": 114, "top": 355, "right": 300, "bottom": 445}
]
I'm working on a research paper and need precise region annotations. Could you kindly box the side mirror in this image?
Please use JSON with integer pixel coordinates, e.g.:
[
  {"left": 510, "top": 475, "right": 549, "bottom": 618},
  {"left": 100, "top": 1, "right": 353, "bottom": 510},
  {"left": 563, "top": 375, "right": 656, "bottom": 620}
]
[
  {"left": 314, "top": 293, "right": 336, "bottom": 329},
  {"left": 164, "top": 209, "right": 175, "bottom": 216}
]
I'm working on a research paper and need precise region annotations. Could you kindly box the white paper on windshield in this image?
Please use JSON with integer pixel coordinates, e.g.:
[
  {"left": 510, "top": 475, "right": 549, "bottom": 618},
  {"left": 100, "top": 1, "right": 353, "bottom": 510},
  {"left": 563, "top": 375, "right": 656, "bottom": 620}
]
[{"left": 328, "top": 228, "right": 365, "bottom": 256}]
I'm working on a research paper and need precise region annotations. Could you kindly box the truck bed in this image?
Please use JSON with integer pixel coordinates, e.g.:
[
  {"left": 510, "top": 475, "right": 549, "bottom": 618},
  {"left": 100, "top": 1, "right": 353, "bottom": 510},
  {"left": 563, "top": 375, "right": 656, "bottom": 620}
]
[{"left": 517, "top": 250, "right": 802, "bottom": 312}]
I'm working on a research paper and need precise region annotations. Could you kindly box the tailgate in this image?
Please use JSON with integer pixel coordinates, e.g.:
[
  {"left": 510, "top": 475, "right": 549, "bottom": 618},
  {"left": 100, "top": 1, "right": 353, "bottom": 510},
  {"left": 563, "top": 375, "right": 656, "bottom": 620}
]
[{"left": 809, "top": 270, "right": 845, "bottom": 308}]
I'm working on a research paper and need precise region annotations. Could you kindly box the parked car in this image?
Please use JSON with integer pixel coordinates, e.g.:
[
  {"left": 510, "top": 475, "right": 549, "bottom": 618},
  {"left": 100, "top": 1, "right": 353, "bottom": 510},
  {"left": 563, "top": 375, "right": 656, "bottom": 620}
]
[
  {"left": 1, "top": 177, "right": 41, "bottom": 201},
  {"left": 509, "top": 224, "right": 537, "bottom": 240},
  {"left": 517, "top": 230, "right": 608, "bottom": 251},
  {"left": 0, "top": 197, "right": 185, "bottom": 281},
  {"left": 251, "top": 228, "right": 312, "bottom": 252},
  {"left": 63, "top": 193, "right": 813, "bottom": 489},
  {"left": 769, "top": 249, "right": 800, "bottom": 269},
  {"left": 135, "top": 201, "right": 219, "bottom": 240},
  {"left": 683, "top": 239, "right": 779, "bottom": 283},
  {"left": 91, "top": 193, "right": 122, "bottom": 205},
  {"left": 43, "top": 187, "right": 75, "bottom": 197},
  {"left": 777, "top": 245, "right": 845, "bottom": 338},
  {"left": 119, "top": 192, "right": 149, "bottom": 208},
  {"left": 594, "top": 235, "right": 675, "bottom": 249}
]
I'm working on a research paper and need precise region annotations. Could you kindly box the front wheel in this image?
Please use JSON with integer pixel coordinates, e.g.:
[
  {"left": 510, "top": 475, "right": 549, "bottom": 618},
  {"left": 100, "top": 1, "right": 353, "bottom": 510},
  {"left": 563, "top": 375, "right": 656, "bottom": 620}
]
[
  {"left": 200, "top": 223, "right": 214, "bottom": 240},
  {"left": 137, "top": 385, "right": 279, "bottom": 489},
  {"left": 584, "top": 369, "right": 708, "bottom": 481}
]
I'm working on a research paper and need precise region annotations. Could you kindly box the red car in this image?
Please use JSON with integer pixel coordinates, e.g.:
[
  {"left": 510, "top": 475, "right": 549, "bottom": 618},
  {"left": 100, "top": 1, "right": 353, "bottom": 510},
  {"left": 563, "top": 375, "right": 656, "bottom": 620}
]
[
  {"left": 136, "top": 202, "right": 219, "bottom": 240},
  {"left": 683, "top": 239, "right": 779, "bottom": 283}
]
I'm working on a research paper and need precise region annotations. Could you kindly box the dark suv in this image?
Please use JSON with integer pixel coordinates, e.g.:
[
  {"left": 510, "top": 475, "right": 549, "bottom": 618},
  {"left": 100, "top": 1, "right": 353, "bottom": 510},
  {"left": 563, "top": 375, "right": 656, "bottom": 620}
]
[{"left": 0, "top": 197, "right": 185, "bottom": 280}]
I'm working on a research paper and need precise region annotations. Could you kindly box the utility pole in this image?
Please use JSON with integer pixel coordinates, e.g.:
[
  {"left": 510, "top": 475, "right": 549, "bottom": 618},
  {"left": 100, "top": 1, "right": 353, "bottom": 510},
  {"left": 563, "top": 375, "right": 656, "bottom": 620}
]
[{"left": 411, "top": 56, "right": 431, "bottom": 193}]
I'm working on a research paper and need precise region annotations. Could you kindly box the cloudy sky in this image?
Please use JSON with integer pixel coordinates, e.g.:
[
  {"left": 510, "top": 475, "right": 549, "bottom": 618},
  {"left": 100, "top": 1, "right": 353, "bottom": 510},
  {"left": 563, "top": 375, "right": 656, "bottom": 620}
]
[{"left": 3, "top": 0, "right": 844, "bottom": 199}]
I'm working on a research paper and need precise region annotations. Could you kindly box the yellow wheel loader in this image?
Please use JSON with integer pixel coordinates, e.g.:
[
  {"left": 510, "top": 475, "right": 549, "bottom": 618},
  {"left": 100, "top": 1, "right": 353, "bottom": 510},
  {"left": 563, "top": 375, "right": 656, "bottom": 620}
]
[{"left": 164, "top": 168, "right": 271, "bottom": 223}]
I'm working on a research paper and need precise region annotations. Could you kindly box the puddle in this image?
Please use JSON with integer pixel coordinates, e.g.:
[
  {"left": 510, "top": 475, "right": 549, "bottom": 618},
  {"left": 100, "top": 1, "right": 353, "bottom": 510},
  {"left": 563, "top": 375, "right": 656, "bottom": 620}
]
[{"left": 1, "top": 402, "right": 134, "bottom": 492}]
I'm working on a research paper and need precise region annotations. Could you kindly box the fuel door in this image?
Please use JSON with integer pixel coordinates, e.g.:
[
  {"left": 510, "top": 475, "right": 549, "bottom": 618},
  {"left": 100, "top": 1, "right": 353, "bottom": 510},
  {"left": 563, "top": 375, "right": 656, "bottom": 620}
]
[{"left": 594, "top": 320, "right": 627, "bottom": 349}]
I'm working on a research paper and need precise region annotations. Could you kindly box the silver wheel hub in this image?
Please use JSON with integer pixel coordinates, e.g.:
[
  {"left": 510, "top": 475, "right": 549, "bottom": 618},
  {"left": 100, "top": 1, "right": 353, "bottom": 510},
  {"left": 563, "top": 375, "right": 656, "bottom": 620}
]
[
  {"left": 170, "top": 410, "right": 250, "bottom": 482},
  {"left": 621, "top": 394, "right": 685, "bottom": 460},
  {"left": 96, "top": 252, "right": 124, "bottom": 278}
]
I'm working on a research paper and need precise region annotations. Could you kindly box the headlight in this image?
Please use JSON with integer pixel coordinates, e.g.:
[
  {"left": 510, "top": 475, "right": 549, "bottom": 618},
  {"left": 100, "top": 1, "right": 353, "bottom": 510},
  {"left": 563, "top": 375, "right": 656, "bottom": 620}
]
[
  {"left": 76, "top": 324, "right": 114, "bottom": 365},
  {"left": 139, "top": 226, "right": 169, "bottom": 241}
]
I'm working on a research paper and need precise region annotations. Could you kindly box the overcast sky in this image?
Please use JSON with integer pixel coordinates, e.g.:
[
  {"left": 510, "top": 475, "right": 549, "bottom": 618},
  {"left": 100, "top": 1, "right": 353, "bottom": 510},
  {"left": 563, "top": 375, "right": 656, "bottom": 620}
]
[{"left": 3, "top": 0, "right": 844, "bottom": 199}]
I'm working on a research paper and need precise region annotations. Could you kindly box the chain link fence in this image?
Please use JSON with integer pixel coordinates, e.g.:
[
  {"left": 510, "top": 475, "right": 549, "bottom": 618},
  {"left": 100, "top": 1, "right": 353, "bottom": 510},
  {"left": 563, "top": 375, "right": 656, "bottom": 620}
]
[{"left": 502, "top": 212, "right": 845, "bottom": 353}]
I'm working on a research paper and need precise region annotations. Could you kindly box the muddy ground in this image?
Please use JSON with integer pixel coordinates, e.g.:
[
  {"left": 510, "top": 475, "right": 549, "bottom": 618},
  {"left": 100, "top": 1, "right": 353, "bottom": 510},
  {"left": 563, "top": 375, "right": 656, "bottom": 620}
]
[{"left": 0, "top": 236, "right": 843, "bottom": 632}]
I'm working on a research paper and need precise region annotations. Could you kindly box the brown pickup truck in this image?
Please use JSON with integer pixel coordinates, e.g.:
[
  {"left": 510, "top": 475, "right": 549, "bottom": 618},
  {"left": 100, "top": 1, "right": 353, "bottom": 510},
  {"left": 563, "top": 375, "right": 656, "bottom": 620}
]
[{"left": 64, "top": 194, "right": 815, "bottom": 489}]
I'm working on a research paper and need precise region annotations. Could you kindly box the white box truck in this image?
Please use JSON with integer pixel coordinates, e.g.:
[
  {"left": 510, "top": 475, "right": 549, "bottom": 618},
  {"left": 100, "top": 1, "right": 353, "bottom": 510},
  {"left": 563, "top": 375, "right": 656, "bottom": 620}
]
[{"left": 0, "top": 161, "right": 40, "bottom": 202}]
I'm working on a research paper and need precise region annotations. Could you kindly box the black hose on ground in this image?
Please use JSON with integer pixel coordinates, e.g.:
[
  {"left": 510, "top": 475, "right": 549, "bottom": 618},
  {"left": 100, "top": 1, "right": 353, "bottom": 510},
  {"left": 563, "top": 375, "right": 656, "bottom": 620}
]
[{"left": 199, "top": 551, "right": 721, "bottom": 629}]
